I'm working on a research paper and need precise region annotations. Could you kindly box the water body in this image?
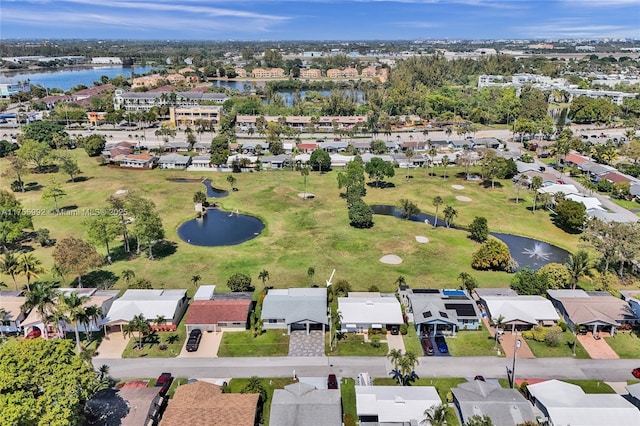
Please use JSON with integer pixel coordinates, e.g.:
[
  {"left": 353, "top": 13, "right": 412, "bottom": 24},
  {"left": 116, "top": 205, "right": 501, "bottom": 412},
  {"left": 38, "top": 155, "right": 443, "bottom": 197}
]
[
  {"left": 177, "top": 208, "right": 265, "bottom": 247},
  {"left": 3, "top": 66, "right": 157, "bottom": 91},
  {"left": 370, "top": 204, "right": 569, "bottom": 270}
]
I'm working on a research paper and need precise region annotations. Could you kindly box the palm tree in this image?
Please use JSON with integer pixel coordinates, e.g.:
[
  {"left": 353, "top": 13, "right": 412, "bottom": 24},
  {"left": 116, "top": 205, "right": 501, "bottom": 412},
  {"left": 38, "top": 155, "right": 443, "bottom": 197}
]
[
  {"left": 531, "top": 176, "right": 543, "bottom": 213},
  {"left": 227, "top": 175, "right": 237, "bottom": 190},
  {"left": 121, "top": 269, "right": 135, "bottom": 287},
  {"left": 82, "top": 305, "right": 103, "bottom": 343},
  {"left": 123, "top": 314, "right": 151, "bottom": 351},
  {"left": 190, "top": 274, "right": 201, "bottom": 288},
  {"left": 98, "top": 364, "right": 110, "bottom": 381},
  {"left": 0, "top": 251, "right": 20, "bottom": 290},
  {"left": 422, "top": 403, "right": 449, "bottom": 426},
  {"left": 22, "top": 281, "right": 59, "bottom": 339},
  {"left": 566, "top": 250, "right": 590, "bottom": 290},
  {"left": 395, "top": 276, "right": 406, "bottom": 287},
  {"left": 154, "top": 315, "right": 166, "bottom": 329},
  {"left": 440, "top": 155, "right": 449, "bottom": 180},
  {"left": 299, "top": 165, "right": 310, "bottom": 199},
  {"left": 443, "top": 205, "right": 457, "bottom": 228},
  {"left": 432, "top": 196, "right": 443, "bottom": 229},
  {"left": 258, "top": 269, "right": 270, "bottom": 288},
  {"left": 387, "top": 348, "right": 403, "bottom": 370},
  {"left": 19, "top": 254, "right": 44, "bottom": 292},
  {"left": 405, "top": 148, "right": 414, "bottom": 178},
  {"left": 59, "top": 292, "right": 90, "bottom": 354}
]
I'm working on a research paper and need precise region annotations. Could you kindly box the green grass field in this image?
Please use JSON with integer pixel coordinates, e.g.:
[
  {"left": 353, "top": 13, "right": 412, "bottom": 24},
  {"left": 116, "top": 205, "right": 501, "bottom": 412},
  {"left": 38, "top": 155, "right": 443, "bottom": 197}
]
[
  {"left": 326, "top": 332, "right": 388, "bottom": 356},
  {"left": 122, "top": 318, "right": 186, "bottom": 358},
  {"left": 217, "top": 330, "right": 289, "bottom": 357},
  {"left": 402, "top": 324, "right": 423, "bottom": 356},
  {"left": 446, "top": 324, "right": 499, "bottom": 357},
  {"left": 525, "top": 331, "right": 590, "bottom": 359},
  {"left": 0, "top": 149, "right": 584, "bottom": 293},
  {"left": 605, "top": 331, "right": 640, "bottom": 359}
]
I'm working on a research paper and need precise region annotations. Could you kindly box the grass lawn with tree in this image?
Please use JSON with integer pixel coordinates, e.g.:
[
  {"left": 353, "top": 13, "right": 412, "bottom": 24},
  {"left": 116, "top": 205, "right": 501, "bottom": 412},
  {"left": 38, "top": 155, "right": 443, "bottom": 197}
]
[
  {"left": 402, "top": 324, "right": 423, "bottom": 355},
  {"left": 325, "top": 332, "right": 388, "bottom": 356},
  {"left": 340, "top": 378, "right": 357, "bottom": 425},
  {"left": 217, "top": 330, "right": 289, "bottom": 357},
  {"left": 525, "top": 331, "right": 590, "bottom": 359},
  {"left": 227, "top": 377, "right": 295, "bottom": 426},
  {"left": 0, "top": 150, "right": 583, "bottom": 293}
]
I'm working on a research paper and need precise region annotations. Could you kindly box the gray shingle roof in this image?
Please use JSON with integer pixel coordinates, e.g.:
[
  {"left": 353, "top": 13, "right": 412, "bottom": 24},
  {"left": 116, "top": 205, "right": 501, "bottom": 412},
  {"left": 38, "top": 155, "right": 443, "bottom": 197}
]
[
  {"left": 269, "top": 383, "right": 341, "bottom": 426},
  {"left": 261, "top": 288, "right": 328, "bottom": 325}
]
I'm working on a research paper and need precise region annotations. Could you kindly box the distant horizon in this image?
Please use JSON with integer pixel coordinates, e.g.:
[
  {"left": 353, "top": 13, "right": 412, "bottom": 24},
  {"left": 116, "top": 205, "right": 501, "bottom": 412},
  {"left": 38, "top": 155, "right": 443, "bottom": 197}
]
[{"left": 2, "top": 0, "right": 639, "bottom": 41}]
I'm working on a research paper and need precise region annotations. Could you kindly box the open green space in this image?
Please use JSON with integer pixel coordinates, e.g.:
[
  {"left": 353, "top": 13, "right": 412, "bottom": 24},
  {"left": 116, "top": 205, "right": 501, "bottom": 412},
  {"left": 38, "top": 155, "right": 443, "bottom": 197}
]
[
  {"left": 217, "top": 330, "right": 289, "bottom": 357},
  {"left": 325, "top": 332, "right": 388, "bottom": 356},
  {"left": 563, "top": 379, "right": 615, "bottom": 394},
  {"left": 525, "top": 331, "right": 590, "bottom": 359},
  {"left": 122, "top": 319, "right": 186, "bottom": 358},
  {"left": 340, "top": 378, "right": 357, "bottom": 424},
  {"left": 605, "top": 331, "right": 640, "bottom": 359},
  {"left": 402, "top": 324, "right": 423, "bottom": 356},
  {"left": 446, "top": 324, "right": 498, "bottom": 357},
  {"left": 1, "top": 149, "right": 584, "bottom": 293},
  {"left": 227, "top": 377, "right": 296, "bottom": 426}
]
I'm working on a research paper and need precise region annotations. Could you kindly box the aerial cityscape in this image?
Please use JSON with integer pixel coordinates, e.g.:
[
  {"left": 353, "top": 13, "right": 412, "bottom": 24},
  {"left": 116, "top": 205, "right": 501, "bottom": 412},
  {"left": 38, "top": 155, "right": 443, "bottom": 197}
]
[{"left": 1, "top": 1, "right": 640, "bottom": 425}]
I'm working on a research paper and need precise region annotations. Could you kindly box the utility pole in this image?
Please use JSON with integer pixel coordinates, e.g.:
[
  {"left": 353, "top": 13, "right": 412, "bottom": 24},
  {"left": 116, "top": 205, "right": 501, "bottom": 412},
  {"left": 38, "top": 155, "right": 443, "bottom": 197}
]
[{"left": 511, "top": 338, "right": 521, "bottom": 388}]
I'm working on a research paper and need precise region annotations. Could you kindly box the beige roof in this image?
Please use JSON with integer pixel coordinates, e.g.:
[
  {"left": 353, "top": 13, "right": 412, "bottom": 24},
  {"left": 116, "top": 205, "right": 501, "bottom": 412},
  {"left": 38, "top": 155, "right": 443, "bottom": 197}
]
[
  {"left": 21, "top": 289, "right": 117, "bottom": 327},
  {"left": 161, "top": 381, "right": 258, "bottom": 426},
  {"left": 0, "top": 296, "right": 26, "bottom": 321},
  {"left": 558, "top": 296, "right": 634, "bottom": 325}
]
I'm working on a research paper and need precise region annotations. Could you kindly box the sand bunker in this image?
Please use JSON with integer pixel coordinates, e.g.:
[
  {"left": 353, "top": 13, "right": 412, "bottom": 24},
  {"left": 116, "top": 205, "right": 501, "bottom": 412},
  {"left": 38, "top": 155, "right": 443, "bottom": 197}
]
[
  {"left": 451, "top": 184, "right": 465, "bottom": 190},
  {"left": 456, "top": 196, "right": 473, "bottom": 202},
  {"left": 379, "top": 254, "right": 403, "bottom": 265},
  {"left": 415, "top": 236, "right": 429, "bottom": 243}
]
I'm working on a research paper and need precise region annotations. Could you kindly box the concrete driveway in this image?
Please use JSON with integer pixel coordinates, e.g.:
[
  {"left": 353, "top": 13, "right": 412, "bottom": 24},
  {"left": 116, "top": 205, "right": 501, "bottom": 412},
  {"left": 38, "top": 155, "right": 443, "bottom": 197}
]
[
  {"left": 578, "top": 334, "right": 619, "bottom": 359},
  {"left": 179, "top": 330, "right": 223, "bottom": 358},
  {"left": 386, "top": 333, "right": 406, "bottom": 354},
  {"left": 95, "top": 331, "right": 130, "bottom": 359}
]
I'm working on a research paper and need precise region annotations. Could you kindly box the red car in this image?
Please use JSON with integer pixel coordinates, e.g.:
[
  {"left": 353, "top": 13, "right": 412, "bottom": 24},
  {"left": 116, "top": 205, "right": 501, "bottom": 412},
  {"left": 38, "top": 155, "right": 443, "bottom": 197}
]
[
  {"left": 632, "top": 368, "right": 640, "bottom": 379},
  {"left": 155, "top": 372, "right": 173, "bottom": 396},
  {"left": 25, "top": 328, "right": 42, "bottom": 339},
  {"left": 328, "top": 374, "right": 338, "bottom": 390}
]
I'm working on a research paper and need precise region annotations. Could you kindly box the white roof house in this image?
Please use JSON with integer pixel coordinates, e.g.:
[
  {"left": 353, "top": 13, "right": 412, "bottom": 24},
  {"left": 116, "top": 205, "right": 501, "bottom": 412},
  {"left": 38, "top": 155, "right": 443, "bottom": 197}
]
[
  {"left": 527, "top": 380, "right": 640, "bottom": 426},
  {"left": 338, "top": 292, "right": 403, "bottom": 331},
  {"left": 480, "top": 295, "right": 560, "bottom": 328},
  {"left": 565, "top": 194, "right": 604, "bottom": 211},
  {"left": 193, "top": 285, "right": 216, "bottom": 301},
  {"left": 538, "top": 184, "right": 580, "bottom": 196},
  {"left": 355, "top": 385, "right": 441, "bottom": 425},
  {"left": 101, "top": 289, "right": 188, "bottom": 328}
]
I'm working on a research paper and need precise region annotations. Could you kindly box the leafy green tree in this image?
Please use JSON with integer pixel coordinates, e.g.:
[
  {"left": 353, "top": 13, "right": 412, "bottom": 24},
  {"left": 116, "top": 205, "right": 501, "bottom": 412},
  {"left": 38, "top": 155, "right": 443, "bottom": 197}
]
[
  {"left": 107, "top": 195, "right": 130, "bottom": 253},
  {"left": 85, "top": 213, "right": 119, "bottom": 262},
  {"left": 370, "top": 140, "right": 387, "bottom": 154},
  {"left": 127, "top": 194, "right": 164, "bottom": 259},
  {"left": 20, "top": 121, "right": 67, "bottom": 147},
  {"left": 193, "top": 191, "right": 207, "bottom": 204},
  {"left": 0, "top": 339, "right": 102, "bottom": 426},
  {"left": 16, "top": 139, "right": 52, "bottom": 172},
  {"left": 2, "top": 155, "right": 27, "bottom": 192},
  {"left": 227, "top": 174, "right": 237, "bottom": 190},
  {"left": 399, "top": 199, "right": 420, "bottom": 220},
  {"left": 530, "top": 176, "right": 543, "bottom": 213},
  {"left": 464, "top": 414, "right": 495, "bottom": 426},
  {"left": 56, "top": 152, "right": 82, "bottom": 182},
  {"left": 227, "top": 273, "right": 253, "bottom": 292},
  {"left": 365, "top": 157, "right": 394, "bottom": 187},
  {"left": 52, "top": 237, "right": 103, "bottom": 288},
  {"left": 0, "top": 251, "right": 20, "bottom": 290},
  {"left": 42, "top": 180, "right": 66, "bottom": 213},
  {"left": 510, "top": 267, "right": 549, "bottom": 296},
  {"left": 443, "top": 205, "right": 458, "bottom": 228},
  {"left": 432, "top": 196, "right": 443, "bottom": 228},
  {"left": 18, "top": 253, "right": 44, "bottom": 292},
  {"left": 333, "top": 279, "right": 351, "bottom": 297},
  {"left": 0, "top": 190, "right": 33, "bottom": 249},
  {"left": 472, "top": 238, "right": 515, "bottom": 272},
  {"left": 310, "top": 149, "right": 331, "bottom": 172},
  {"left": 58, "top": 292, "right": 91, "bottom": 354},
  {"left": 241, "top": 376, "right": 267, "bottom": 402},
  {"left": 0, "top": 139, "right": 18, "bottom": 158},
  {"left": 469, "top": 216, "right": 489, "bottom": 242},
  {"left": 258, "top": 269, "right": 270, "bottom": 287},
  {"left": 123, "top": 314, "right": 151, "bottom": 350},
  {"left": 389, "top": 350, "right": 419, "bottom": 386},
  {"left": 121, "top": 269, "right": 135, "bottom": 286},
  {"left": 554, "top": 199, "right": 586, "bottom": 233},
  {"left": 348, "top": 199, "right": 374, "bottom": 228},
  {"left": 458, "top": 272, "right": 478, "bottom": 293},
  {"left": 422, "top": 403, "right": 450, "bottom": 426},
  {"left": 538, "top": 263, "right": 571, "bottom": 289}
]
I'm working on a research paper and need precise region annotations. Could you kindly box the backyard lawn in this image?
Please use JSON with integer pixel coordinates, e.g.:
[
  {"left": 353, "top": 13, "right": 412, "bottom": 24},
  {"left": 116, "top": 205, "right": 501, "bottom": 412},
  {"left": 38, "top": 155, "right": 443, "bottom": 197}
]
[
  {"left": 0, "top": 149, "right": 584, "bottom": 293},
  {"left": 326, "top": 333, "right": 388, "bottom": 356},
  {"left": 227, "top": 377, "right": 296, "bottom": 426},
  {"left": 217, "top": 330, "right": 289, "bottom": 357},
  {"left": 525, "top": 331, "right": 590, "bottom": 359},
  {"left": 605, "top": 331, "right": 640, "bottom": 359},
  {"left": 446, "top": 324, "right": 498, "bottom": 357}
]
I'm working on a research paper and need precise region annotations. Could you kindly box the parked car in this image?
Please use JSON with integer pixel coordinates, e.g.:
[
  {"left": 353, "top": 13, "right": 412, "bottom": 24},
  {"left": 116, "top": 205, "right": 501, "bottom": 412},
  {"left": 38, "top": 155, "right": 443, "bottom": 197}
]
[
  {"left": 25, "top": 328, "right": 42, "bottom": 339},
  {"left": 155, "top": 372, "right": 173, "bottom": 396},
  {"left": 434, "top": 335, "right": 449, "bottom": 353},
  {"left": 186, "top": 329, "right": 202, "bottom": 352},
  {"left": 539, "top": 166, "right": 546, "bottom": 172},
  {"left": 420, "top": 337, "right": 434, "bottom": 356},
  {"left": 390, "top": 325, "right": 399, "bottom": 335},
  {"left": 632, "top": 368, "right": 640, "bottom": 379},
  {"left": 328, "top": 374, "right": 338, "bottom": 390}
]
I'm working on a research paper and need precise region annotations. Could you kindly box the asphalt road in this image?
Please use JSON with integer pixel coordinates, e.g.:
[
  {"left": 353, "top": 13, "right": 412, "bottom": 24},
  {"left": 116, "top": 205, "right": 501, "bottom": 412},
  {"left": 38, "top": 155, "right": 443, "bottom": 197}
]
[{"left": 94, "top": 356, "right": 640, "bottom": 382}]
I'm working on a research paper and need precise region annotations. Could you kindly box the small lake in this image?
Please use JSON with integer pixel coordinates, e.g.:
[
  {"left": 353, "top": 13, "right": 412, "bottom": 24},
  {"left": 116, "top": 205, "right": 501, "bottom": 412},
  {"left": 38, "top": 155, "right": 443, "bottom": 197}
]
[
  {"left": 168, "top": 178, "right": 228, "bottom": 198},
  {"left": 177, "top": 208, "right": 264, "bottom": 247},
  {"left": 370, "top": 204, "right": 569, "bottom": 270}
]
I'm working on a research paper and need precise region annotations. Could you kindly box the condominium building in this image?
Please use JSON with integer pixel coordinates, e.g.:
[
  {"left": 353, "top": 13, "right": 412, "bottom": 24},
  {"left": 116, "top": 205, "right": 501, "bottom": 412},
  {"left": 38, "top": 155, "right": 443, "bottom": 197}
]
[
  {"left": 252, "top": 68, "right": 286, "bottom": 78},
  {"left": 113, "top": 89, "right": 229, "bottom": 111},
  {"left": 326, "top": 68, "right": 359, "bottom": 78},
  {"left": 169, "top": 105, "right": 222, "bottom": 126},
  {"left": 299, "top": 68, "right": 322, "bottom": 79}
]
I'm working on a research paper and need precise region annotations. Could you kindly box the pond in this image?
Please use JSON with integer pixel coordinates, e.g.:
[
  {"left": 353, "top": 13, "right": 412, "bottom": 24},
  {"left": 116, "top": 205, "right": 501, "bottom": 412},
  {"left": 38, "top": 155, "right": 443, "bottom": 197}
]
[
  {"left": 168, "top": 178, "right": 228, "bottom": 198},
  {"left": 177, "top": 208, "right": 265, "bottom": 247},
  {"left": 370, "top": 204, "right": 569, "bottom": 270}
]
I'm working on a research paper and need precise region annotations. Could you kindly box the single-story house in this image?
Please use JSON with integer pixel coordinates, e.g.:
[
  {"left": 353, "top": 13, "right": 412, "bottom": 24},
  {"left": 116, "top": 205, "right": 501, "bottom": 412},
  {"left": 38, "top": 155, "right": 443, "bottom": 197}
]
[
  {"left": 329, "top": 153, "right": 353, "bottom": 168},
  {"left": 158, "top": 153, "right": 192, "bottom": 169},
  {"left": 565, "top": 194, "right": 605, "bottom": 211},
  {"left": 538, "top": 184, "right": 580, "bottom": 196},
  {"left": 527, "top": 380, "right": 640, "bottom": 426},
  {"left": 297, "top": 143, "right": 318, "bottom": 153},
  {"left": 164, "top": 141, "right": 190, "bottom": 152},
  {"left": 452, "top": 380, "right": 536, "bottom": 426},
  {"left": 472, "top": 137, "right": 501, "bottom": 149},
  {"left": 192, "top": 142, "right": 211, "bottom": 153},
  {"left": 85, "top": 387, "right": 163, "bottom": 426},
  {"left": 269, "top": 382, "right": 342, "bottom": 426},
  {"left": 338, "top": 292, "right": 403, "bottom": 333},
  {"left": 400, "top": 288, "right": 481, "bottom": 335},
  {"left": 238, "top": 141, "right": 269, "bottom": 154},
  {"left": 261, "top": 154, "right": 292, "bottom": 169},
  {"left": 319, "top": 141, "right": 348, "bottom": 153},
  {"left": 356, "top": 385, "right": 441, "bottom": 426},
  {"left": 587, "top": 209, "right": 639, "bottom": 223},
  {"left": 226, "top": 154, "right": 257, "bottom": 168},
  {"left": 563, "top": 152, "right": 590, "bottom": 167},
  {"left": 478, "top": 293, "right": 560, "bottom": 331},
  {"left": 547, "top": 289, "right": 637, "bottom": 335},
  {"left": 261, "top": 288, "right": 328, "bottom": 334},
  {"left": 599, "top": 171, "right": 631, "bottom": 184},
  {"left": 189, "top": 155, "right": 211, "bottom": 169},
  {"left": 120, "top": 153, "right": 157, "bottom": 168},
  {"left": 185, "top": 299, "right": 252, "bottom": 333},
  {"left": 360, "top": 153, "right": 393, "bottom": 164},
  {"left": 0, "top": 291, "right": 28, "bottom": 335},
  {"left": 579, "top": 161, "right": 616, "bottom": 178},
  {"left": 101, "top": 289, "right": 189, "bottom": 332},
  {"left": 21, "top": 288, "right": 118, "bottom": 337},
  {"left": 161, "top": 381, "right": 259, "bottom": 426},
  {"left": 620, "top": 290, "right": 640, "bottom": 320}
]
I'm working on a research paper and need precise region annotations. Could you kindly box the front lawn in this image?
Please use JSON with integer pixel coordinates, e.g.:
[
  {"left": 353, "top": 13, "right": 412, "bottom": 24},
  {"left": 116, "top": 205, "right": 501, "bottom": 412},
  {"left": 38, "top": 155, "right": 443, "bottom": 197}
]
[
  {"left": 341, "top": 378, "right": 357, "bottom": 424},
  {"left": 402, "top": 324, "right": 422, "bottom": 355},
  {"left": 122, "top": 319, "right": 186, "bottom": 358},
  {"left": 525, "top": 331, "right": 590, "bottom": 359},
  {"left": 325, "top": 333, "right": 388, "bottom": 356},
  {"left": 605, "top": 331, "right": 640, "bottom": 359},
  {"left": 563, "top": 379, "right": 615, "bottom": 394},
  {"left": 227, "top": 377, "right": 296, "bottom": 426},
  {"left": 447, "top": 325, "right": 498, "bottom": 357},
  {"left": 217, "top": 330, "right": 289, "bottom": 357}
]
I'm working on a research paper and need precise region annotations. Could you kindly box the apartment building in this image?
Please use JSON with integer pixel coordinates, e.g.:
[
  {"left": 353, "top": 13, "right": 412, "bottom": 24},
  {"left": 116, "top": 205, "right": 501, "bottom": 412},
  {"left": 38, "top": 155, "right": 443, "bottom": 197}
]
[
  {"left": 114, "top": 89, "right": 229, "bottom": 111},
  {"left": 299, "top": 68, "right": 322, "bottom": 78},
  {"left": 252, "top": 68, "right": 286, "bottom": 78},
  {"left": 169, "top": 105, "right": 222, "bottom": 126}
]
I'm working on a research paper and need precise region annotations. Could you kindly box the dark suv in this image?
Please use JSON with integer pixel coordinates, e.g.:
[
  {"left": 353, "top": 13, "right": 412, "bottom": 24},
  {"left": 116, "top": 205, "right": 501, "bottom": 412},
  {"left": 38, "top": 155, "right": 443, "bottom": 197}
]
[{"left": 186, "top": 329, "right": 202, "bottom": 352}]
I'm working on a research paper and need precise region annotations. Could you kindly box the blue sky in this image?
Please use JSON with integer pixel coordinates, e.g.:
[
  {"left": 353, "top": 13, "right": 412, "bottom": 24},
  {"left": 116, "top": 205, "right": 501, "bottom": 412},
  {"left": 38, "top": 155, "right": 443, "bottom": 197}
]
[{"left": 2, "top": 0, "right": 639, "bottom": 40}]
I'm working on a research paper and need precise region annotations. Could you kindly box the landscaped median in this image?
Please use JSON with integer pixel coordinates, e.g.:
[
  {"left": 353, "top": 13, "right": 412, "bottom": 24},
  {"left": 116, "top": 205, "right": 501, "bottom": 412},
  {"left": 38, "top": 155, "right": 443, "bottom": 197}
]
[{"left": 217, "top": 330, "right": 289, "bottom": 357}]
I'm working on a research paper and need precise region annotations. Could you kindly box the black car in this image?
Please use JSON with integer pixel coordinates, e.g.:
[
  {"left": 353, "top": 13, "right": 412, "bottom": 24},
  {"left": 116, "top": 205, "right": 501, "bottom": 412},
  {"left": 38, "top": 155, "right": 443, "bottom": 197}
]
[
  {"left": 186, "top": 329, "right": 202, "bottom": 352},
  {"left": 328, "top": 374, "right": 338, "bottom": 390}
]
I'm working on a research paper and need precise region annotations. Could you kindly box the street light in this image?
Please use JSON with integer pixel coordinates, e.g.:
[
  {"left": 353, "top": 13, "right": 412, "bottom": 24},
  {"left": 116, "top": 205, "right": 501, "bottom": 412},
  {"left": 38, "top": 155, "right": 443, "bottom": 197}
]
[{"left": 511, "top": 338, "right": 521, "bottom": 388}]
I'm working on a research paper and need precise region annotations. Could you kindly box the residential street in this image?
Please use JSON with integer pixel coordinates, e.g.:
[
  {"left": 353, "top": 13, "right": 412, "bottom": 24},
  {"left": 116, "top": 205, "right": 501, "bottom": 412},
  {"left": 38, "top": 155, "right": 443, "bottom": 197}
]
[{"left": 95, "top": 356, "right": 640, "bottom": 382}]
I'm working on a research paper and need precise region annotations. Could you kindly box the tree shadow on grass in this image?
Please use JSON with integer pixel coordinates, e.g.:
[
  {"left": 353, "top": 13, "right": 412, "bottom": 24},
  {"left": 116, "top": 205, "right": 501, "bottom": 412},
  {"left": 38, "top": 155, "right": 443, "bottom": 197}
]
[
  {"left": 24, "top": 182, "right": 42, "bottom": 192},
  {"left": 68, "top": 176, "right": 92, "bottom": 183},
  {"left": 152, "top": 240, "right": 178, "bottom": 259},
  {"left": 366, "top": 181, "right": 396, "bottom": 189},
  {"left": 480, "top": 180, "right": 504, "bottom": 189},
  {"left": 82, "top": 270, "right": 119, "bottom": 289}
]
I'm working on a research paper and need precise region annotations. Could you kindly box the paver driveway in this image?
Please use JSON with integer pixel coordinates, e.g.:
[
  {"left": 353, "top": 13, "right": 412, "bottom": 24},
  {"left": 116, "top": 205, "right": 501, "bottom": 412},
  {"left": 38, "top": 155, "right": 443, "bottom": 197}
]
[
  {"left": 95, "top": 331, "right": 129, "bottom": 359},
  {"left": 578, "top": 334, "right": 619, "bottom": 359},
  {"left": 288, "top": 330, "right": 325, "bottom": 357}
]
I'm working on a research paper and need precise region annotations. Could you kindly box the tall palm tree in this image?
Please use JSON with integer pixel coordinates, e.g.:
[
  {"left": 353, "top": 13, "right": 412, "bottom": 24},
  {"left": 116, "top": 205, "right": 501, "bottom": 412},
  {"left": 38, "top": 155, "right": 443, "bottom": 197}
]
[
  {"left": 123, "top": 314, "right": 150, "bottom": 351},
  {"left": 387, "top": 348, "right": 403, "bottom": 370},
  {"left": 82, "top": 305, "right": 103, "bottom": 343},
  {"left": 422, "top": 403, "right": 449, "bottom": 426},
  {"left": 19, "top": 254, "right": 44, "bottom": 292},
  {"left": 0, "top": 251, "right": 20, "bottom": 290},
  {"left": 566, "top": 250, "right": 590, "bottom": 290},
  {"left": 190, "top": 274, "right": 201, "bottom": 288},
  {"left": 22, "top": 281, "right": 59, "bottom": 339},
  {"left": 443, "top": 205, "right": 457, "bottom": 228},
  {"left": 531, "top": 176, "right": 543, "bottom": 213},
  {"left": 59, "top": 292, "right": 90, "bottom": 354},
  {"left": 121, "top": 269, "right": 135, "bottom": 287},
  {"left": 258, "top": 269, "right": 269, "bottom": 288},
  {"left": 432, "top": 196, "right": 443, "bottom": 229}
]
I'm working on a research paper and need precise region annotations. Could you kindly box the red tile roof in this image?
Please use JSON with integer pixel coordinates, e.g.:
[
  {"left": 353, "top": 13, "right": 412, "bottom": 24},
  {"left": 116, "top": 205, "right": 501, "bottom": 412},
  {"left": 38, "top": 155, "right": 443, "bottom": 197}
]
[
  {"left": 185, "top": 300, "right": 252, "bottom": 325},
  {"left": 298, "top": 143, "right": 318, "bottom": 150},
  {"left": 564, "top": 153, "right": 589, "bottom": 165},
  {"left": 600, "top": 172, "right": 631, "bottom": 183}
]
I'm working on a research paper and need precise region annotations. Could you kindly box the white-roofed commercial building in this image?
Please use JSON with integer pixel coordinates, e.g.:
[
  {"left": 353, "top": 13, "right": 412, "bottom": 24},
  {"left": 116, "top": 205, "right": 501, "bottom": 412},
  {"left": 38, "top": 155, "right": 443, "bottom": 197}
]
[
  {"left": 338, "top": 292, "right": 403, "bottom": 333},
  {"left": 356, "top": 385, "right": 441, "bottom": 425}
]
